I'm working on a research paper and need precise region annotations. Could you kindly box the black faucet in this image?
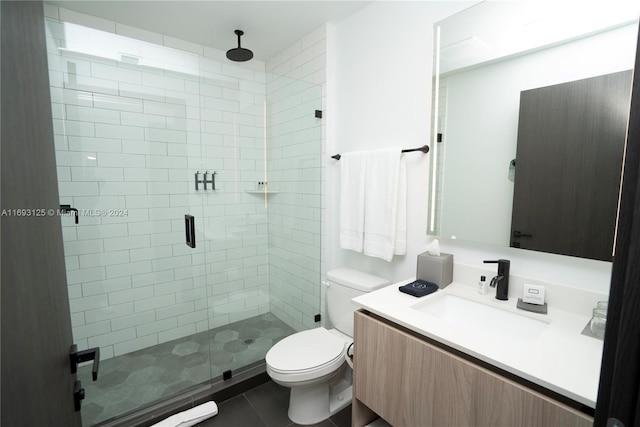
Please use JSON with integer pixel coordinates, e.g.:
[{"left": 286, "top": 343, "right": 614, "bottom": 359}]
[{"left": 483, "top": 259, "right": 510, "bottom": 301}]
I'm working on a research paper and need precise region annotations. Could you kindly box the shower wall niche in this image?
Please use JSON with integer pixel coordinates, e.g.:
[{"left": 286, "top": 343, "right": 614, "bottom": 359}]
[{"left": 44, "top": 4, "right": 324, "bottom": 363}]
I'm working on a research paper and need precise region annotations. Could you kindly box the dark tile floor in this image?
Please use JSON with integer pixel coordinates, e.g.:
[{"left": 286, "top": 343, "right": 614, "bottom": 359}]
[
  {"left": 196, "top": 380, "right": 352, "bottom": 427},
  {"left": 79, "top": 313, "right": 295, "bottom": 426}
]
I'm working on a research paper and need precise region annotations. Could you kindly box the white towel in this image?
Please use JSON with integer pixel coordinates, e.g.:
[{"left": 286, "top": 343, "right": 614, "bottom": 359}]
[
  {"left": 394, "top": 157, "right": 407, "bottom": 256},
  {"left": 363, "top": 148, "right": 405, "bottom": 261},
  {"left": 339, "top": 151, "right": 367, "bottom": 253},
  {"left": 150, "top": 401, "right": 218, "bottom": 427}
]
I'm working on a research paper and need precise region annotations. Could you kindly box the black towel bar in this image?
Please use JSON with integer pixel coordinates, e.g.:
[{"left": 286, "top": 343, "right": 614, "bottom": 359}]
[{"left": 331, "top": 145, "right": 429, "bottom": 160}]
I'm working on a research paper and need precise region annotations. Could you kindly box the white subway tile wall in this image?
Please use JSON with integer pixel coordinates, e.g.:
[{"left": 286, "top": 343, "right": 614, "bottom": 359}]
[{"left": 45, "top": 8, "right": 325, "bottom": 359}]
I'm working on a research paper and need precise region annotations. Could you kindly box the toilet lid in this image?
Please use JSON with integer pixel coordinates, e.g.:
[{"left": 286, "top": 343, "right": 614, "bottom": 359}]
[{"left": 266, "top": 328, "right": 346, "bottom": 372}]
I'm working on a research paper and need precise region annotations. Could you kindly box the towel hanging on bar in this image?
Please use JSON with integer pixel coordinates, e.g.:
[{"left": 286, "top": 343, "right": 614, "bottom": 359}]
[{"left": 339, "top": 148, "right": 407, "bottom": 261}]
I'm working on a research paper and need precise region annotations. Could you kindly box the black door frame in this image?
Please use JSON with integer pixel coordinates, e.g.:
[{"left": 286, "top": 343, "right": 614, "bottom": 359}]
[{"left": 594, "top": 25, "right": 640, "bottom": 427}]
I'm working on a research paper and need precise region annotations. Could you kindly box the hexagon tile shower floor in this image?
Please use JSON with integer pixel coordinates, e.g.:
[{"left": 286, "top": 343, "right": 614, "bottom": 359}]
[{"left": 77, "top": 313, "right": 295, "bottom": 425}]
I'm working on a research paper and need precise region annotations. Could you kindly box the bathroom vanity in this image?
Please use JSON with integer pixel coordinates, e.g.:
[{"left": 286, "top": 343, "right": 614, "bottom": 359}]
[{"left": 351, "top": 279, "right": 603, "bottom": 426}]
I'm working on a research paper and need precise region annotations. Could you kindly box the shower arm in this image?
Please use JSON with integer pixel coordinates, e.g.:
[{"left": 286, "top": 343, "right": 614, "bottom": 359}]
[{"left": 235, "top": 29, "right": 244, "bottom": 48}]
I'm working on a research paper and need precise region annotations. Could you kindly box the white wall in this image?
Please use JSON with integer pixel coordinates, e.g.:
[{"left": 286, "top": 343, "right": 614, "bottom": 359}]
[
  {"left": 327, "top": 1, "right": 476, "bottom": 281},
  {"left": 327, "top": 1, "right": 615, "bottom": 294}
]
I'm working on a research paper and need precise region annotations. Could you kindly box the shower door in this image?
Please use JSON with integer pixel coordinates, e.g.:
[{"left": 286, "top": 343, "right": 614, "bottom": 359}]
[
  {"left": 197, "top": 68, "right": 325, "bottom": 377},
  {"left": 44, "top": 9, "right": 323, "bottom": 425},
  {"left": 44, "top": 16, "right": 226, "bottom": 424}
]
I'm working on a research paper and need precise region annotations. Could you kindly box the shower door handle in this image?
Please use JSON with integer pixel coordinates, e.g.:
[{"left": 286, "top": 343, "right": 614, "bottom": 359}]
[{"left": 185, "top": 214, "right": 196, "bottom": 248}]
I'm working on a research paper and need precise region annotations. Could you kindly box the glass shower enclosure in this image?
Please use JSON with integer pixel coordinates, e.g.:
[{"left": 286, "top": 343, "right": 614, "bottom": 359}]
[{"left": 44, "top": 11, "right": 322, "bottom": 425}]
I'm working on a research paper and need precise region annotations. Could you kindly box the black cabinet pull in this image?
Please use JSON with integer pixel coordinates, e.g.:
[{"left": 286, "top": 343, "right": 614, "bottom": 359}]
[
  {"left": 185, "top": 214, "right": 196, "bottom": 248},
  {"left": 512, "top": 230, "right": 533, "bottom": 238},
  {"left": 70, "top": 344, "right": 100, "bottom": 381}
]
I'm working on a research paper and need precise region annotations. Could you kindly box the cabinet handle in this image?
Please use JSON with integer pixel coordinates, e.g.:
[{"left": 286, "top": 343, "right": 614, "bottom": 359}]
[
  {"left": 512, "top": 230, "right": 533, "bottom": 238},
  {"left": 69, "top": 344, "right": 100, "bottom": 381}
]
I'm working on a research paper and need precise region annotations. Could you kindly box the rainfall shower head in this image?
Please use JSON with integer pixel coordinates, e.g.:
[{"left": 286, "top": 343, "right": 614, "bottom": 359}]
[{"left": 226, "top": 30, "right": 253, "bottom": 62}]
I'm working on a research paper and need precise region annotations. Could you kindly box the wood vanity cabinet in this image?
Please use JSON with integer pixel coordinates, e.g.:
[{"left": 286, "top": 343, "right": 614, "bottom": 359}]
[{"left": 352, "top": 310, "right": 593, "bottom": 427}]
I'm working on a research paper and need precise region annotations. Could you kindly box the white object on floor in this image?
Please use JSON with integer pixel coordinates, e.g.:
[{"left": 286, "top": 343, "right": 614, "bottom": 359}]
[{"left": 150, "top": 401, "right": 218, "bottom": 427}]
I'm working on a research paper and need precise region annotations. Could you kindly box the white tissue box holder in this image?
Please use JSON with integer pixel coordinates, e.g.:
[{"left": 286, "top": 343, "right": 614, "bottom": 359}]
[{"left": 417, "top": 252, "right": 453, "bottom": 289}]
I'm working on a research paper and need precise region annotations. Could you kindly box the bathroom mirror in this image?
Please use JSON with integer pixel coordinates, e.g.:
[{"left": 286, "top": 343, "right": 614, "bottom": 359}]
[{"left": 427, "top": 0, "right": 640, "bottom": 261}]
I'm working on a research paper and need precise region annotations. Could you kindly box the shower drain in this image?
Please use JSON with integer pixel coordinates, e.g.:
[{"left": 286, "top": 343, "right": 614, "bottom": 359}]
[{"left": 243, "top": 338, "right": 255, "bottom": 344}]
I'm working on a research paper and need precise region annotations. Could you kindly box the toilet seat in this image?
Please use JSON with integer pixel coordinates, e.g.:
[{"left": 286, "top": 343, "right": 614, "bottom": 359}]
[{"left": 266, "top": 328, "right": 348, "bottom": 383}]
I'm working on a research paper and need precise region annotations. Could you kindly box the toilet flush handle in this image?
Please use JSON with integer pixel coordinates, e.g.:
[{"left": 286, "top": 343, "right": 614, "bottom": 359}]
[{"left": 345, "top": 343, "right": 354, "bottom": 369}]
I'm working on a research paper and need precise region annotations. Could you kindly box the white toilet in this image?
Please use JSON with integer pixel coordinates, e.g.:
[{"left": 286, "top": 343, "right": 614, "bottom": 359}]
[{"left": 265, "top": 268, "right": 389, "bottom": 425}]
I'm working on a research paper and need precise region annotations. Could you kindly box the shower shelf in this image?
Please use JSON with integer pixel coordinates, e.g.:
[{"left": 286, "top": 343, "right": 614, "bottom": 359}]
[{"left": 245, "top": 190, "right": 279, "bottom": 195}]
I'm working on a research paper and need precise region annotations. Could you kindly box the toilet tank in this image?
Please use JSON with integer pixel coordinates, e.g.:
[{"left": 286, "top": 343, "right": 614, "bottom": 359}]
[{"left": 326, "top": 268, "right": 390, "bottom": 337}]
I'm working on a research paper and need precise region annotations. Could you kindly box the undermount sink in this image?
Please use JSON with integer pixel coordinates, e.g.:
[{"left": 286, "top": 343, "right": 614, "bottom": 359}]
[{"left": 411, "top": 293, "right": 550, "bottom": 342}]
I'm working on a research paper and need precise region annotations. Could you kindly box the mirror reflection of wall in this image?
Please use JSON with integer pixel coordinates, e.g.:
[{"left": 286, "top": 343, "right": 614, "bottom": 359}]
[{"left": 428, "top": 0, "right": 639, "bottom": 261}]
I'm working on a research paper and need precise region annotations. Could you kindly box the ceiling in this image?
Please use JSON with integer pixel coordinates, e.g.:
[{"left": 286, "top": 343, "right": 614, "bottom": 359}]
[{"left": 46, "top": 1, "right": 372, "bottom": 61}]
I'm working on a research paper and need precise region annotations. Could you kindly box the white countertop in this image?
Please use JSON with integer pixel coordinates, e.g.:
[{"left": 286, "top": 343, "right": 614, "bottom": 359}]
[{"left": 352, "top": 280, "right": 604, "bottom": 408}]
